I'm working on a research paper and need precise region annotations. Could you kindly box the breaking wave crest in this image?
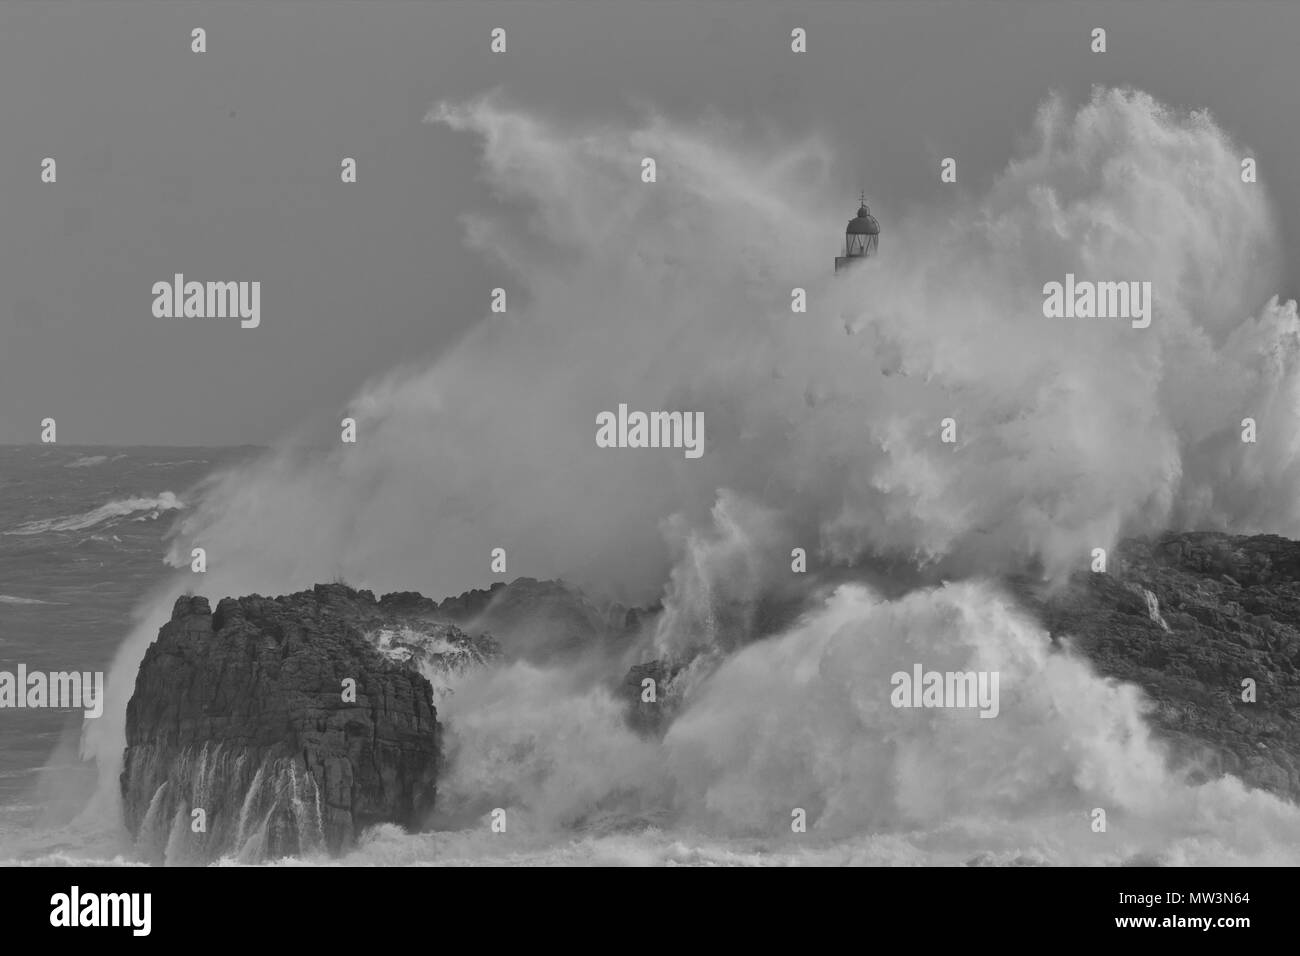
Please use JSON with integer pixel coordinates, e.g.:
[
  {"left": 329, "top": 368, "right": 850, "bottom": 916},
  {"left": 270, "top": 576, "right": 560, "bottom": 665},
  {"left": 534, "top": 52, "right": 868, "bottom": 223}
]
[{"left": 5, "top": 493, "right": 185, "bottom": 536}]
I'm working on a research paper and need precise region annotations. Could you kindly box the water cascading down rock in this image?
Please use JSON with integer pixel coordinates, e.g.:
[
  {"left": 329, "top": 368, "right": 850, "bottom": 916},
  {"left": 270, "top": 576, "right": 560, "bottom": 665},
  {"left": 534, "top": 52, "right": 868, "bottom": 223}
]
[{"left": 121, "top": 585, "right": 441, "bottom": 863}]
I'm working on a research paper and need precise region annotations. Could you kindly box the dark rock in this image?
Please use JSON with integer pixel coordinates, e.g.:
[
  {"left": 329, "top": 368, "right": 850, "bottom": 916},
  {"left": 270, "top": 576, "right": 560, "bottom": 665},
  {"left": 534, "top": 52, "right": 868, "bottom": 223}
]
[
  {"left": 1015, "top": 531, "right": 1300, "bottom": 800},
  {"left": 624, "top": 661, "right": 671, "bottom": 735},
  {"left": 619, "top": 655, "right": 704, "bottom": 736},
  {"left": 122, "top": 585, "right": 442, "bottom": 863},
  {"left": 428, "top": 577, "right": 654, "bottom": 661}
]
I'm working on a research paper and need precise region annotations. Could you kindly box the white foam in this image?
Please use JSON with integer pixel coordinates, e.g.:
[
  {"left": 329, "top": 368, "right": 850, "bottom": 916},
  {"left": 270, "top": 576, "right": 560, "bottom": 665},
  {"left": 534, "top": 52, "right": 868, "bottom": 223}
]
[{"left": 4, "top": 492, "right": 184, "bottom": 536}]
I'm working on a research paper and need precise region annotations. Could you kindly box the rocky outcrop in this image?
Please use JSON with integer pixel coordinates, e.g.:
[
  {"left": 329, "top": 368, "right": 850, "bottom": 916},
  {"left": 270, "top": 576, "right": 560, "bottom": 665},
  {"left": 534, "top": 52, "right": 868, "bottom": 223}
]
[
  {"left": 129, "top": 535, "right": 1300, "bottom": 865},
  {"left": 623, "top": 661, "right": 673, "bottom": 735},
  {"left": 1016, "top": 532, "right": 1300, "bottom": 799},
  {"left": 429, "top": 577, "right": 645, "bottom": 660},
  {"left": 120, "top": 576, "right": 641, "bottom": 863},
  {"left": 122, "top": 584, "right": 447, "bottom": 863}
]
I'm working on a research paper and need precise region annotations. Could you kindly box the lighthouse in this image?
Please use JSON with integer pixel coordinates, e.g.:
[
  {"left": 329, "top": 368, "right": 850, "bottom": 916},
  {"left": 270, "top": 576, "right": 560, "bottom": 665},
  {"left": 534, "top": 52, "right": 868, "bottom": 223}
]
[{"left": 834, "top": 193, "right": 880, "bottom": 273}]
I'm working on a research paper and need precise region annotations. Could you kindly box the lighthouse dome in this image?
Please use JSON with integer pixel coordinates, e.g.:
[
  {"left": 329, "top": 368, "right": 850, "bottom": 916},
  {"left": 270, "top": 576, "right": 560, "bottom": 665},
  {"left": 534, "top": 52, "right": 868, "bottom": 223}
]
[{"left": 847, "top": 204, "right": 880, "bottom": 235}]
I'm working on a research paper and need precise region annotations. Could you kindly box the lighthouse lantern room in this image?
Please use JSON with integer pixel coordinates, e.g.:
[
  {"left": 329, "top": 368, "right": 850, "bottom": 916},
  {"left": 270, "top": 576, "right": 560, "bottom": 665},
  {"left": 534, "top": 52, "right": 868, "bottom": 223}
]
[{"left": 834, "top": 193, "right": 880, "bottom": 272}]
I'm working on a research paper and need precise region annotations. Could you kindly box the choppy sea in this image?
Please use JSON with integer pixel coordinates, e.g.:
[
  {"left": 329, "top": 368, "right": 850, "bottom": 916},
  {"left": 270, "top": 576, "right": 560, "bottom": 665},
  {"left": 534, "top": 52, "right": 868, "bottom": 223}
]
[{"left": 0, "top": 446, "right": 253, "bottom": 847}]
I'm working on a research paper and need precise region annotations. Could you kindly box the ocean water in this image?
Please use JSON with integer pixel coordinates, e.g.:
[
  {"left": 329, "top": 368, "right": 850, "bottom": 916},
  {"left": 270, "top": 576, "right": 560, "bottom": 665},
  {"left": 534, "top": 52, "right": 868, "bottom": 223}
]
[{"left": 0, "top": 446, "right": 252, "bottom": 853}]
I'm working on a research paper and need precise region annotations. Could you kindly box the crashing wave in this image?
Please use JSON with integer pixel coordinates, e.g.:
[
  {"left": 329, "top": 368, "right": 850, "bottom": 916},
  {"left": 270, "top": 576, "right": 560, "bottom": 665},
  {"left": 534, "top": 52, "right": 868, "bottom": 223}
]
[
  {"left": 363, "top": 622, "right": 499, "bottom": 699},
  {"left": 3, "top": 492, "right": 184, "bottom": 536}
]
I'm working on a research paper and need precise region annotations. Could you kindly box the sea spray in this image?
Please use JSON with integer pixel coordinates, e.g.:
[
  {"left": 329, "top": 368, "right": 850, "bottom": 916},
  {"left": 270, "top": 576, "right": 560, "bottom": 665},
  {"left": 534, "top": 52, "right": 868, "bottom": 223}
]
[{"left": 54, "top": 87, "right": 1300, "bottom": 866}]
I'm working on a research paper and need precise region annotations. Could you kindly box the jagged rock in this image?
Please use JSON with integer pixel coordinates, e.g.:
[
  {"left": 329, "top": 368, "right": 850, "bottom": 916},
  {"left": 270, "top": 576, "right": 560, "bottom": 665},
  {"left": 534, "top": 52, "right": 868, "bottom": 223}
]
[
  {"left": 121, "top": 576, "right": 655, "bottom": 864},
  {"left": 1014, "top": 531, "right": 1300, "bottom": 800},
  {"left": 623, "top": 661, "right": 671, "bottom": 734},
  {"left": 619, "top": 655, "right": 705, "bottom": 736},
  {"left": 430, "top": 577, "right": 649, "bottom": 660},
  {"left": 121, "top": 584, "right": 441, "bottom": 863}
]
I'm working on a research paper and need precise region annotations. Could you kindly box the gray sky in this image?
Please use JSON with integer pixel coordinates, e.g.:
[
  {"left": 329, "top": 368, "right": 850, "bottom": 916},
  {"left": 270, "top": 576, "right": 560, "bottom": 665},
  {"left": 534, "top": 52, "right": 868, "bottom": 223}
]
[{"left": 2, "top": 0, "right": 1297, "bottom": 445}]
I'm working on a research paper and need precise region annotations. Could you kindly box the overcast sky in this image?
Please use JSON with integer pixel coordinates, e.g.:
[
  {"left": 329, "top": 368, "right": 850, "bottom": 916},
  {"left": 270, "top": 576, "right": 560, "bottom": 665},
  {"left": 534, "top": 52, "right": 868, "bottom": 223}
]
[{"left": 1, "top": 0, "right": 1297, "bottom": 445}]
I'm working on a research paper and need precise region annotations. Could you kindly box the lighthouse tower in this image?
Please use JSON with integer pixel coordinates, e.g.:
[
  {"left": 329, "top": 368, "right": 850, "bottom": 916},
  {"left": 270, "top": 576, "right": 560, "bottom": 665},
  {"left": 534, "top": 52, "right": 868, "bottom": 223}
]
[{"left": 834, "top": 193, "right": 880, "bottom": 273}]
